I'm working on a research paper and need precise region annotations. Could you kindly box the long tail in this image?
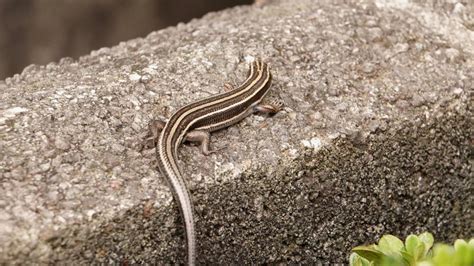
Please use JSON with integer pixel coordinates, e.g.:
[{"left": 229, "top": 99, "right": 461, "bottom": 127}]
[{"left": 156, "top": 146, "right": 196, "bottom": 265}]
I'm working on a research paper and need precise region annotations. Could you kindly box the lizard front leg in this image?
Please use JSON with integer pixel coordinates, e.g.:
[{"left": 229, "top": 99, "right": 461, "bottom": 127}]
[
  {"left": 142, "top": 118, "right": 167, "bottom": 150},
  {"left": 253, "top": 98, "right": 284, "bottom": 115}
]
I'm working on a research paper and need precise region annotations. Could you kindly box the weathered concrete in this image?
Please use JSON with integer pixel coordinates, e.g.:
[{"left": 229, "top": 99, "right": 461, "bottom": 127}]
[{"left": 0, "top": 0, "right": 472, "bottom": 264}]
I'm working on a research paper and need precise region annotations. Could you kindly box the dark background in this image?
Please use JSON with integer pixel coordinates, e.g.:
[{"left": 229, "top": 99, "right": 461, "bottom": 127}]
[{"left": 0, "top": 0, "right": 252, "bottom": 80}]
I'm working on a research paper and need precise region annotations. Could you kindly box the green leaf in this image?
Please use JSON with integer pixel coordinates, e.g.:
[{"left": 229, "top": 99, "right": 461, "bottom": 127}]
[
  {"left": 453, "top": 239, "right": 474, "bottom": 266},
  {"left": 469, "top": 239, "right": 474, "bottom": 246},
  {"left": 454, "top": 239, "right": 467, "bottom": 250},
  {"left": 400, "top": 250, "right": 416, "bottom": 265},
  {"left": 431, "top": 244, "right": 454, "bottom": 265},
  {"left": 378, "top": 235, "right": 405, "bottom": 256},
  {"left": 352, "top": 245, "right": 385, "bottom": 264},
  {"left": 381, "top": 254, "right": 407, "bottom": 266},
  {"left": 418, "top": 232, "right": 434, "bottom": 256},
  {"left": 405, "top": 235, "right": 419, "bottom": 254},
  {"left": 405, "top": 234, "right": 426, "bottom": 261},
  {"left": 349, "top": 253, "right": 359, "bottom": 266},
  {"left": 350, "top": 253, "right": 374, "bottom": 266}
]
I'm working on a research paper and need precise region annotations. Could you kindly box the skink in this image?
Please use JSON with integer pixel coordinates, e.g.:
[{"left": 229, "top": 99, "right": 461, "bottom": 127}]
[{"left": 150, "top": 59, "right": 282, "bottom": 265}]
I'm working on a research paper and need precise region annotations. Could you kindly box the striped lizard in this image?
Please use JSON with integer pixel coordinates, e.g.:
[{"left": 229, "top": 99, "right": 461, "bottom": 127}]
[{"left": 147, "top": 58, "right": 282, "bottom": 265}]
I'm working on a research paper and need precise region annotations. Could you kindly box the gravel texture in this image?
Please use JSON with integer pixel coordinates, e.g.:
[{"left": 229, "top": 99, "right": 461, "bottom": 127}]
[{"left": 0, "top": 0, "right": 472, "bottom": 264}]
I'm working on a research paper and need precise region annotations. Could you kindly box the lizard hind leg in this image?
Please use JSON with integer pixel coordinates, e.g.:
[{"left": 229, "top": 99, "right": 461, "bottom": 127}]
[{"left": 185, "top": 130, "right": 225, "bottom": 155}]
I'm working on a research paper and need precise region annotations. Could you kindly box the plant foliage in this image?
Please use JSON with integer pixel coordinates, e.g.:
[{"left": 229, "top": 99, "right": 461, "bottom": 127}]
[{"left": 350, "top": 232, "right": 474, "bottom": 266}]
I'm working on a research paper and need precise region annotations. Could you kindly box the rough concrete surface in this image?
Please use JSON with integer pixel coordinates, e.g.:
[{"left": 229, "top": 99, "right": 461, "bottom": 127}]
[{"left": 0, "top": 0, "right": 472, "bottom": 264}]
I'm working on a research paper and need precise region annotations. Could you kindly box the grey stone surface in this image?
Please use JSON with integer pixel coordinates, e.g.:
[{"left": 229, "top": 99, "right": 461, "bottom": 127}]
[{"left": 0, "top": 0, "right": 472, "bottom": 264}]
